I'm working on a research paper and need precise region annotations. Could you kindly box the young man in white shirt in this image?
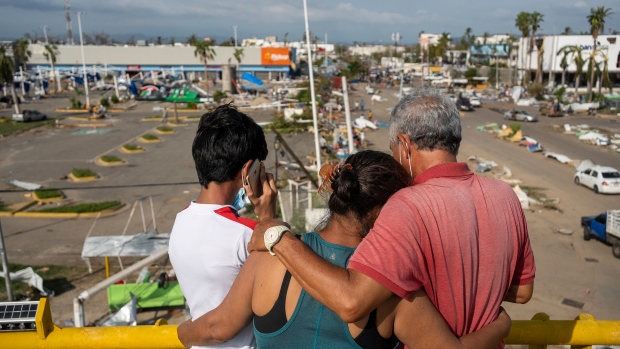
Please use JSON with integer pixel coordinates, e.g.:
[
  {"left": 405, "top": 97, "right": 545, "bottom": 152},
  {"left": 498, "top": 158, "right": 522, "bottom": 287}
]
[{"left": 169, "top": 104, "right": 276, "bottom": 349}]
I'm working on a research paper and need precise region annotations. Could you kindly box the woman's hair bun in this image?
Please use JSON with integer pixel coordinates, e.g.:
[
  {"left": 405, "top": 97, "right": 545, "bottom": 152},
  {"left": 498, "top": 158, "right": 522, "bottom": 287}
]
[{"left": 332, "top": 166, "right": 360, "bottom": 204}]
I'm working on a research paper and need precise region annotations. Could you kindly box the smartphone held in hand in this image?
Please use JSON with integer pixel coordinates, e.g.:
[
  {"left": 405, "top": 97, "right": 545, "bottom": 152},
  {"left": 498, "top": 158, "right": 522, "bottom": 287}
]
[{"left": 246, "top": 159, "right": 263, "bottom": 197}]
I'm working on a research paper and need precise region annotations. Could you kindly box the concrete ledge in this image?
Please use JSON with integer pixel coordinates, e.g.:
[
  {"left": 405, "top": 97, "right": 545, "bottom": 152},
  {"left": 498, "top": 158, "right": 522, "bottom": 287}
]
[
  {"left": 121, "top": 146, "right": 146, "bottom": 153},
  {"left": 0, "top": 211, "right": 13, "bottom": 217},
  {"left": 69, "top": 172, "right": 99, "bottom": 182},
  {"left": 97, "top": 158, "right": 126, "bottom": 166}
]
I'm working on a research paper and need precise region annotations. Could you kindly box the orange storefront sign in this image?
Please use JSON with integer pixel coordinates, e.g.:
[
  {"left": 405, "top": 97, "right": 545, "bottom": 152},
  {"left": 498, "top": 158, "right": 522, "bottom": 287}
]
[{"left": 261, "top": 48, "right": 290, "bottom": 65}]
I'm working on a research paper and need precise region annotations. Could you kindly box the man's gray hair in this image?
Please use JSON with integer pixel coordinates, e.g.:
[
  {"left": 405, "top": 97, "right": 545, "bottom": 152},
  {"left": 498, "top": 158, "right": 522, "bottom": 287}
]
[{"left": 389, "top": 86, "right": 462, "bottom": 155}]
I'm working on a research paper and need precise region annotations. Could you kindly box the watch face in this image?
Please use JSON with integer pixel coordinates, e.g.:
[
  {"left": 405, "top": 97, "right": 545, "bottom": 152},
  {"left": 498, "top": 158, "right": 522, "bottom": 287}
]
[{"left": 266, "top": 229, "right": 278, "bottom": 243}]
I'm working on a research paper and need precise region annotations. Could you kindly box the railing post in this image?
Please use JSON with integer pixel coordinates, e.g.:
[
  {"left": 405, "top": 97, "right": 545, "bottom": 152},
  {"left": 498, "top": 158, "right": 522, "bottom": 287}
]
[
  {"left": 571, "top": 313, "right": 595, "bottom": 349},
  {"left": 529, "top": 312, "right": 550, "bottom": 349},
  {"left": 73, "top": 297, "right": 85, "bottom": 328}
]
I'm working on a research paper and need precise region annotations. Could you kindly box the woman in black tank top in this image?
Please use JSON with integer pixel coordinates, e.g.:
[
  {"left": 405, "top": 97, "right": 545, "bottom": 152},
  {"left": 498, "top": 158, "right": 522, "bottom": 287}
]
[{"left": 178, "top": 151, "right": 512, "bottom": 349}]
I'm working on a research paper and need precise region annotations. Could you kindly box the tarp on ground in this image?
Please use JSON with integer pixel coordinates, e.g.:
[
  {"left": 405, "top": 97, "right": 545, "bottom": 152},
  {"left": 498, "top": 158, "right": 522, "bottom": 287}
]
[
  {"left": 510, "top": 130, "right": 523, "bottom": 142},
  {"left": 165, "top": 88, "right": 199, "bottom": 103},
  {"left": 497, "top": 128, "right": 512, "bottom": 138},
  {"left": 0, "top": 267, "right": 53, "bottom": 296},
  {"left": 241, "top": 73, "right": 264, "bottom": 86},
  {"left": 81, "top": 231, "right": 170, "bottom": 258}
]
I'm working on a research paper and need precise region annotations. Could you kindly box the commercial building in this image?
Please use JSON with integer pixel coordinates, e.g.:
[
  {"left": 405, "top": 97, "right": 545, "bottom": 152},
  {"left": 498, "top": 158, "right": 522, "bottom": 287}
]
[{"left": 27, "top": 44, "right": 293, "bottom": 80}]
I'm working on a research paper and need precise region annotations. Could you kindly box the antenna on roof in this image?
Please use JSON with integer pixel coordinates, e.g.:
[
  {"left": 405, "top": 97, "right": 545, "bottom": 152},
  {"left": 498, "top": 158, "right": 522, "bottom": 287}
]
[{"left": 65, "top": 0, "right": 74, "bottom": 45}]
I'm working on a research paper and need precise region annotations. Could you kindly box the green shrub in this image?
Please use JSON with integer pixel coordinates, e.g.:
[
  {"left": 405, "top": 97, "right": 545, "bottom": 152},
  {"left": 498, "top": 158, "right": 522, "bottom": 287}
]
[
  {"left": 100, "top": 97, "right": 110, "bottom": 108},
  {"left": 509, "top": 123, "right": 522, "bottom": 134},
  {"left": 142, "top": 134, "right": 159, "bottom": 140},
  {"left": 100, "top": 155, "right": 122, "bottom": 163},
  {"left": 70, "top": 97, "right": 82, "bottom": 109},
  {"left": 213, "top": 90, "right": 227, "bottom": 103},
  {"left": 187, "top": 102, "right": 197, "bottom": 109},
  {"left": 111, "top": 95, "right": 120, "bottom": 104},
  {"left": 156, "top": 126, "right": 173, "bottom": 132},
  {"left": 34, "top": 189, "right": 63, "bottom": 199},
  {"left": 71, "top": 168, "right": 97, "bottom": 178},
  {"left": 0, "top": 201, "right": 9, "bottom": 212},
  {"left": 35, "top": 201, "right": 122, "bottom": 213},
  {"left": 123, "top": 144, "right": 143, "bottom": 150},
  {"left": 527, "top": 83, "right": 545, "bottom": 100}
]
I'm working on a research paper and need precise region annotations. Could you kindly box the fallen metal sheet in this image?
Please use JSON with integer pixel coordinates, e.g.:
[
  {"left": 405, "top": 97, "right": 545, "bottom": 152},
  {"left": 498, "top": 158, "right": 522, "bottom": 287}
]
[
  {"left": 9, "top": 180, "right": 42, "bottom": 191},
  {"left": 0, "top": 267, "right": 54, "bottom": 296},
  {"left": 543, "top": 152, "right": 572, "bottom": 164},
  {"left": 527, "top": 144, "right": 543, "bottom": 152},
  {"left": 99, "top": 294, "right": 137, "bottom": 327},
  {"left": 81, "top": 231, "right": 170, "bottom": 258}
]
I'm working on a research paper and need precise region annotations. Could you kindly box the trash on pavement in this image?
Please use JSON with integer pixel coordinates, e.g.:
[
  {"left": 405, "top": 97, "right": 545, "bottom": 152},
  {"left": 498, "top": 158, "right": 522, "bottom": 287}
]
[
  {"left": 527, "top": 144, "right": 543, "bottom": 152},
  {"left": 9, "top": 179, "right": 42, "bottom": 190},
  {"left": 513, "top": 185, "right": 542, "bottom": 209},
  {"left": 556, "top": 228, "right": 574, "bottom": 235},
  {"left": 543, "top": 151, "right": 572, "bottom": 164}
]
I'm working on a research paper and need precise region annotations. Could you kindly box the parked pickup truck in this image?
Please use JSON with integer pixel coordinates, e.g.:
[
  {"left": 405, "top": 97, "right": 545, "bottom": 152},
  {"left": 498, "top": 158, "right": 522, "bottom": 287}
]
[{"left": 581, "top": 210, "right": 620, "bottom": 258}]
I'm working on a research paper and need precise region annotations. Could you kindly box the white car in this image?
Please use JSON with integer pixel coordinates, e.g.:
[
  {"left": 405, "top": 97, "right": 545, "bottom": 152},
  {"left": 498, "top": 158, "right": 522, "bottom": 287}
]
[
  {"left": 469, "top": 96, "right": 481, "bottom": 107},
  {"left": 574, "top": 165, "right": 620, "bottom": 194}
]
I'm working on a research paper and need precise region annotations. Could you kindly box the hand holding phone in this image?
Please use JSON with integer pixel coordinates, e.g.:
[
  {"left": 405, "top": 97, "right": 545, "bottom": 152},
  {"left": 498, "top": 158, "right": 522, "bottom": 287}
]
[{"left": 246, "top": 159, "right": 263, "bottom": 197}]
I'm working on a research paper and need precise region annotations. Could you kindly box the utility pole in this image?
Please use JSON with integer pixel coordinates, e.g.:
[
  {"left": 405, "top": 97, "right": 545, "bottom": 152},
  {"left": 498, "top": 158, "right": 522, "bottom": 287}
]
[
  {"left": 302, "top": 0, "right": 322, "bottom": 175},
  {"left": 232, "top": 25, "right": 238, "bottom": 47},
  {"left": 75, "top": 11, "right": 90, "bottom": 108},
  {"left": 65, "top": 0, "right": 73, "bottom": 45},
  {"left": 0, "top": 220, "right": 13, "bottom": 301},
  {"left": 43, "top": 25, "right": 49, "bottom": 44}
]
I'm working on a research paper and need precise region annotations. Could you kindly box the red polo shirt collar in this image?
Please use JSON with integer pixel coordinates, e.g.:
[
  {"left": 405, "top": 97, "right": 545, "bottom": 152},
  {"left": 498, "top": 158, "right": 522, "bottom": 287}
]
[{"left": 413, "top": 162, "right": 473, "bottom": 185}]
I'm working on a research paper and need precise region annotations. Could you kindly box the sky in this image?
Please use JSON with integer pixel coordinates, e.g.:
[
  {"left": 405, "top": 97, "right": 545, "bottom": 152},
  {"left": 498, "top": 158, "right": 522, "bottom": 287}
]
[{"left": 0, "top": 0, "right": 617, "bottom": 44}]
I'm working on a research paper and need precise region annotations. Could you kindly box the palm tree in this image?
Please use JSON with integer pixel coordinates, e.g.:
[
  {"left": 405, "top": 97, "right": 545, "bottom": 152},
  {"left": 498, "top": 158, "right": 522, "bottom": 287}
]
[
  {"left": 562, "top": 27, "right": 571, "bottom": 35},
  {"left": 482, "top": 32, "right": 490, "bottom": 45},
  {"left": 597, "top": 49, "right": 612, "bottom": 94},
  {"left": 0, "top": 46, "right": 21, "bottom": 114},
  {"left": 187, "top": 34, "right": 198, "bottom": 46},
  {"left": 515, "top": 12, "right": 531, "bottom": 83},
  {"left": 233, "top": 48, "right": 244, "bottom": 81},
  {"left": 536, "top": 45, "right": 544, "bottom": 84},
  {"left": 557, "top": 46, "right": 572, "bottom": 87},
  {"left": 529, "top": 12, "right": 544, "bottom": 84},
  {"left": 565, "top": 45, "right": 586, "bottom": 97},
  {"left": 283, "top": 32, "right": 289, "bottom": 45},
  {"left": 435, "top": 32, "right": 451, "bottom": 60},
  {"left": 43, "top": 44, "right": 60, "bottom": 91},
  {"left": 193, "top": 40, "right": 216, "bottom": 93},
  {"left": 586, "top": 6, "right": 613, "bottom": 102},
  {"left": 12, "top": 38, "right": 31, "bottom": 72}
]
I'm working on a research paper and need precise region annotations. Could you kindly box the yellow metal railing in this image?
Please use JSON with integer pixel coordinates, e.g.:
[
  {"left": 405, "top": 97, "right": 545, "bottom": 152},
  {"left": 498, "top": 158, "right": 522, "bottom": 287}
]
[{"left": 1, "top": 298, "right": 619, "bottom": 349}]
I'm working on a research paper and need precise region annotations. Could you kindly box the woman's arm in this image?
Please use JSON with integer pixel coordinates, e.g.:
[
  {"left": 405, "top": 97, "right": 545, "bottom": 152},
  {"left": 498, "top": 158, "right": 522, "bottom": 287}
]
[
  {"left": 177, "top": 252, "right": 260, "bottom": 348},
  {"left": 394, "top": 290, "right": 511, "bottom": 349}
]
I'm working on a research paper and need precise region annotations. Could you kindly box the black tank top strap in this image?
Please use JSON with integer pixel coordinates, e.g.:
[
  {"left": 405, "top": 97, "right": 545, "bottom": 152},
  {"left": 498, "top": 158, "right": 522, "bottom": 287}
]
[{"left": 253, "top": 271, "right": 292, "bottom": 333}]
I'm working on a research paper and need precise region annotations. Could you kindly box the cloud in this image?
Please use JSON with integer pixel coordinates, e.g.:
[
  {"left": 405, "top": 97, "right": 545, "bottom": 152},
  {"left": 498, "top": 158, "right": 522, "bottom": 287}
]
[{"left": 574, "top": 1, "right": 588, "bottom": 8}]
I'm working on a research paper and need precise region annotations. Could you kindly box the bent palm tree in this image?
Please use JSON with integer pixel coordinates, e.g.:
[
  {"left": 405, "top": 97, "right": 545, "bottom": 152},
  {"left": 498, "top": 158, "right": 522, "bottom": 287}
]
[
  {"left": 13, "top": 38, "right": 31, "bottom": 72},
  {"left": 557, "top": 46, "right": 572, "bottom": 88},
  {"left": 193, "top": 40, "right": 216, "bottom": 94},
  {"left": 43, "top": 44, "right": 60, "bottom": 91},
  {"left": 0, "top": 46, "right": 21, "bottom": 114},
  {"left": 566, "top": 45, "right": 586, "bottom": 97},
  {"left": 586, "top": 6, "right": 613, "bottom": 102}
]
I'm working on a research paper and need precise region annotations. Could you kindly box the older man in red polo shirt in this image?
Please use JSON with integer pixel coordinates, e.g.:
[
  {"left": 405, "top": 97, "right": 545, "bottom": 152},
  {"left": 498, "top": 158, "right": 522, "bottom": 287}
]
[{"left": 249, "top": 86, "right": 535, "bottom": 347}]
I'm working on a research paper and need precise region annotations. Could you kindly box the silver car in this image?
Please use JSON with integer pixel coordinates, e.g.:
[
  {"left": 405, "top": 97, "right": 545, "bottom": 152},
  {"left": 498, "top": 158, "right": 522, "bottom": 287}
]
[
  {"left": 12, "top": 110, "right": 48, "bottom": 122},
  {"left": 504, "top": 110, "right": 538, "bottom": 122}
]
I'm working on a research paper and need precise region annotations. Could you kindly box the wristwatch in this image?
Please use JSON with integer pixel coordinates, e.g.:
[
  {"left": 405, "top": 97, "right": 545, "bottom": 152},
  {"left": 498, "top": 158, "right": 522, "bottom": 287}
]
[{"left": 264, "top": 226, "right": 291, "bottom": 256}]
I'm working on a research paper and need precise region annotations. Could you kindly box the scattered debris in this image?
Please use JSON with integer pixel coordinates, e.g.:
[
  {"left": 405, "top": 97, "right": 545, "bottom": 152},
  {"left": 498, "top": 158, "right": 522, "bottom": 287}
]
[
  {"left": 9, "top": 179, "right": 42, "bottom": 190},
  {"left": 0, "top": 267, "right": 54, "bottom": 296},
  {"left": 543, "top": 151, "right": 572, "bottom": 164},
  {"left": 556, "top": 228, "right": 574, "bottom": 235},
  {"left": 513, "top": 185, "right": 542, "bottom": 209}
]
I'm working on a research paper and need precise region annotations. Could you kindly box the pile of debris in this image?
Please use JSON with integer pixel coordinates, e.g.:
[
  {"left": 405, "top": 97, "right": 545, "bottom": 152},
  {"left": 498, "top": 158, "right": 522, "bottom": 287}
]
[{"left": 563, "top": 123, "right": 620, "bottom": 151}]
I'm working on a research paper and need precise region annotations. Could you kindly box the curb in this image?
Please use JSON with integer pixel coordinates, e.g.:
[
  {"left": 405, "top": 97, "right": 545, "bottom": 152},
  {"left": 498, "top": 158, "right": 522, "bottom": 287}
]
[
  {"left": 140, "top": 137, "right": 162, "bottom": 143},
  {"left": 141, "top": 117, "right": 164, "bottom": 122},
  {"left": 33, "top": 191, "right": 64, "bottom": 203},
  {"left": 164, "top": 122, "right": 188, "bottom": 127},
  {"left": 55, "top": 109, "right": 89, "bottom": 113},
  {"left": 155, "top": 129, "right": 175, "bottom": 134},
  {"left": 69, "top": 172, "right": 99, "bottom": 182},
  {"left": 121, "top": 146, "right": 146, "bottom": 153},
  {"left": 0, "top": 211, "right": 12, "bottom": 217},
  {"left": 97, "top": 158, "right": 126, "bottom": 166},
  {"left": 12, "top": 204, "right": 125, "bottom": 219},
  {"left": 166, "top": 108, "right": 202, "bottom": 113}
]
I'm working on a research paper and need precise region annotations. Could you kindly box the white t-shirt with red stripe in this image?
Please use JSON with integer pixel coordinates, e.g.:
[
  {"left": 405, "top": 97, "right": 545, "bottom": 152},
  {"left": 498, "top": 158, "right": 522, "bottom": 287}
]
[{"left": 169, "top": 202, "right": 258, "bottom": 349}]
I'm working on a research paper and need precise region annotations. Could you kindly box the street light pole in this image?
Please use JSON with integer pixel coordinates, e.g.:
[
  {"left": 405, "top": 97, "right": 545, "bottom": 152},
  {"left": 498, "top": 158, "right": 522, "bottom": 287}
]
[
  {"left": 43, "top": 25, "right": 49, "bottom": 44},
  {"left": 0, "top": 220, "right": 13, "bottom": 301},
  {"left": 75, "top": 11, "right": 90, "bottom": 108},
  {"left": 303, "top": 0, "right": 322, "bottom": 175},
  {"left": 233, "top": 25, "right": 238, "bottom": 48}
]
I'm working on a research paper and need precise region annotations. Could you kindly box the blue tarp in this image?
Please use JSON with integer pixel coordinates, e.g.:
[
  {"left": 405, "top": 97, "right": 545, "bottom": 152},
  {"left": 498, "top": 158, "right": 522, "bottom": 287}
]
[{"left": 241, "top": 72, "right": 263, "bottom": 86}]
